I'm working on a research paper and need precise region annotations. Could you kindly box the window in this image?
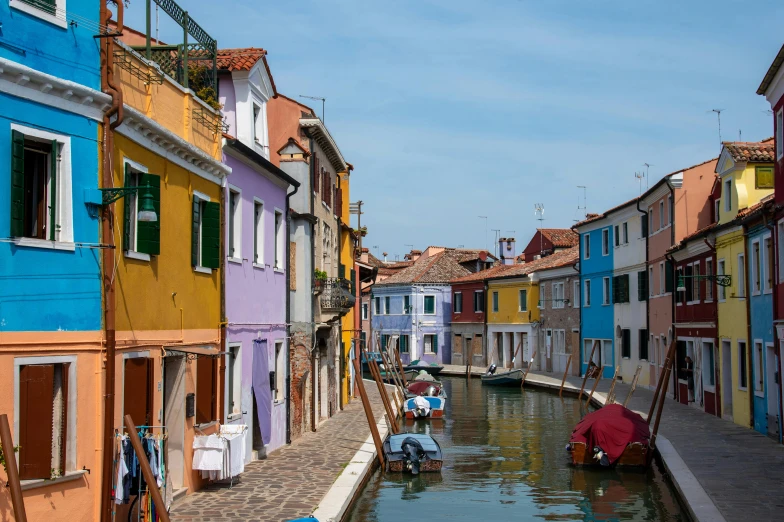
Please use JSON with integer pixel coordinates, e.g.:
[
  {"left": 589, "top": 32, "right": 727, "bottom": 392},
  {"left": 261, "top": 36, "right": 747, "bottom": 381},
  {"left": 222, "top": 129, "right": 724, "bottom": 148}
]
[
  {"left": 474, "top": 291, "right": 484, "bottom": 312},
  {"left": 399, "top": 335, "right": 409, "bottom": 354},
  {"left": 275, "top": 341, "right": 285, "bottom": 402},
  {"left": 637, "top": 270, "right": 648, "bottom": 301},
  {"left": 718, "top": 259, "right": 726, "bottom": 301},
  {"left": 756, "top": 166, "right": 774, "bottom": 189},
  {"left": 573, "top": 280, "right": 580, "bottom": 308},
  {"left": 122, "top": 159, "right": 161, "bottom": 259},
  {"left": 424, "top": 334, "right": 437, "bottom": 354},
  {"left": 738, "top": 253, "right": 746, "bottom": 297},
  {"left": 10, "top": 0, "right": 65, "bottom": 27},
  {"left": 612, "top": 273, "right": 629, "bottom": 303},
  {"left": 453, "top": 292, "right": 463, "bottom": 313},
  {"left": 519, "top": 289, "right": 528, "bottom": 311},
  {"left": 649, "top": 266, "right": 654, "bottom": 297},
  {"left": 648, "top": 210, "right": 653, "bottom": 235},
  {"left": 602, "top": 229, "right": 610, "bottom": 255},
  {"left": 252, "top": 104, "right": 261, "bottom": 142},
  {"left": 692, "top": 262, "right": 701, "bottom": 302},
  {"left": 424, "top": 295, "right": 436, "bottom": 315},
  {"left": 683, "top": 264, "right": 693, "bottom": 302},
  {"left": 584, "top": 234, "right": 591, "bottom": 259},
  {"left": 602, "top": 277, "right": 610, "bottom": 305},
  {"left": 779, "top": 222, "right": 784, "bottom": 283},
  {"left": 752, "top": 241, "right": 761, "bottom": 295},
  {"left": 539, "top": 284, "right": 545, "bottom": 308},
  {"left": 641, "top": 213, "right": 648, "bottom": 237},
  {"left": 659, "top": 262, "right": 665, "bottom": 294},
  {"left": 584, "top": 279, "right": 591, "bottom": 307},
  {"left": 381, "top": 334, "right": 390, "bottom": 351},
  {"left": 374, "top": 296, "right": 380, "bottom": 315},
  {"left": 614, "top": 225, "right": 620, "bottom": 247},
  {"left": 196, "top": 355, "right": 217, "bottom": 424},
  {"left": 703, "top": 342, "right": 715, "bottom": 388},
  {"left": 251, "top": 101, "right": 268, "bottom": 153},
  {"left": 362, "top": 303, "right": 368, "bottom": 320},
  {"left": 705, "top": 258, "right": 714, "bottom": 301},
  {"left": 777, "top": 108, "right": 784, "bottom": 160},
  {"left": 659, "top": 201, "right": 664, "bottom": 229},
  {"left": 622, "top": 221, "right": 628, "bottom": 244},
  {"left": 492, "top": 291, "right": 499, "bottom": 312},
  {"left": 714, "top": 199, "right": 720, "bottom": 224},
  {"left": 724, "top": 179, "right": 732, "bottom": 212},
  {"left": 274, "top": 209, "right": 284, "bottom": 270},
  {"left": 621, "top": 329, "right": 631, "bottom": 359},
  {"left": 404, "top": 295, "right": 411, "bottom": 314},
  {"left": 764, "top": 236, "right": 773, "bottom": 293},
  {"left": 553, "top": 282, "right": 565, "bottom": 308},
  {"left": 228, "top": 188, "right": 241, "bottom": 260},
  {"left": 17, "top": 362, "right": 71, "bottom": 480},
  {"left": 754, "top": 341, "right": 764, "bottom": 394},
  {"left": 227, "top": 344, "right": 241, "bottom": 415},
  {"left": 738, "top": 341, "right": 748, "bottom": 390},
  {"left": 192, "top": 192, "right": 220, "bottom": 271},
  {"left": 253, "top": 200, "right": 264, "bottom": 265},
  {"left": 384, "top": 296, "right": 390, "bottom": 315},
  {"left": 667, "top": 195, "right": 673, "bottom": 225},
  {"left": 639, "top": 329, "right": 649, "bottom": 360}
]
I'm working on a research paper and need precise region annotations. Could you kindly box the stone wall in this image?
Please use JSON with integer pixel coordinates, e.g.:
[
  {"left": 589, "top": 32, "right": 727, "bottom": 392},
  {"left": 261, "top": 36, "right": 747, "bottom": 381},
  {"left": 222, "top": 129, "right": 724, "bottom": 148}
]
[{"left": 290, "top": 328, "right": 313, "bottom": 439}]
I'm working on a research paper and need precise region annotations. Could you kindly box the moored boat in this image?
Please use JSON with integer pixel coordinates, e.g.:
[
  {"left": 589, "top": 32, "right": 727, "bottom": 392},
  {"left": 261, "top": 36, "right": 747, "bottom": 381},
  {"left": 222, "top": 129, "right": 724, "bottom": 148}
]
[
  {"left": 404, "top": 359, "right": 444, "bottom": 376},
  {"left": 383, "top": 433, "right": 443, "bottom": 474},
  {"left": 567, "top": 404, "right": 650, "bottom": 468},
  {"left": 405, "top": 380, "right": 446, "bottom": 398},
  {"left": 403, "top": 395, "right": 446, "bottom": 419},
  {"left": 480, "top": 367, "right": 524, "bottom": 386}
]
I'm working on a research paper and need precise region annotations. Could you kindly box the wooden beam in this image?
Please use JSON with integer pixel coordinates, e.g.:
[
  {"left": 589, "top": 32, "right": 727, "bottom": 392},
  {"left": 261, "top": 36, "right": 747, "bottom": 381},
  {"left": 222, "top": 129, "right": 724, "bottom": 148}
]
[
  {"left": 521, "top": 351, "right": 537, "bottom": 388},
  {"left": 351, "top": 359, "right": 385, "bottom": 468},
  {"left": 123, "top": 415, "right": 170, "bottom": 522},
  {"left": 648, "top": 340, "right": 676, "bottom": 424},
  {"left": 606, "top": 366, "right": 620, "bottom": 404},
  {"left": 585, "top": 365, "right": 603, "bottom": 407},
  {"left": 623, "top": 365, "right": 642, "bottom": 407},
  {"left": 368, "top": 357, "right": 399, "bottom": 434},
  {"left": 0, "top": 414, "right": 27, "bottom": 522},
  {"left": 559, "top": 354, "right": 573, "bottom": 398},
  {"left": 578, "top": 340, "right": 599, "bottom": 398}
]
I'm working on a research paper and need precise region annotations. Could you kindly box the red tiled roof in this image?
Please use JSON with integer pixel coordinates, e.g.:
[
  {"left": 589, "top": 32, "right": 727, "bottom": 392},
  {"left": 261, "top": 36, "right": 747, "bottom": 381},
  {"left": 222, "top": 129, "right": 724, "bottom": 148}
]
[
  {"left": 377, "top": 249, "right": 485, "bottom": 285},
  {"left": 737, "top": 194, "right": 775, "bottom": 218},
  {"left": 217, "top": 48, "right": 277, "bottom": 95},
  {"left": 539, "top": 228, "right": 579, "bottom": 248},
  {"left": 723, "top": 140, "right": 775, "bottom": 163},
  {"left": 451, "top": 247, "right": 579, "bottom": 284}
]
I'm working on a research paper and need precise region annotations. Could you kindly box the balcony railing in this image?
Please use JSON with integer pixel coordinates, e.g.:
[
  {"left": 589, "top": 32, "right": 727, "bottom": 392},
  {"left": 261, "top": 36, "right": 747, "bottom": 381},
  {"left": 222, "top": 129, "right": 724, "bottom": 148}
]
[{"left": 318, "top": 278, "right": 356, "bottom": 312}]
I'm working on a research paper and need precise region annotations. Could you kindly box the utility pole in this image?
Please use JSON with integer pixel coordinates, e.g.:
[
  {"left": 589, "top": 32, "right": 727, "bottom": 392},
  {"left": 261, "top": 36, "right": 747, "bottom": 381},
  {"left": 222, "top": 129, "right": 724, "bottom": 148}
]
[
  {"left": 710, "top": 109, "right": 724, "bottom": 150},
  {"left": 300, "top": 94, "right": 326, "bottom": 123}
]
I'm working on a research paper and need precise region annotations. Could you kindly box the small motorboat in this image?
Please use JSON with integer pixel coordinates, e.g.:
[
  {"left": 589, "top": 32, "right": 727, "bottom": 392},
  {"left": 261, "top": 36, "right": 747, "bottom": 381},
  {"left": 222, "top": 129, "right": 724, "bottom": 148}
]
[
  {"left": 405, "top": 380, "right": 446, "bottom": 399},
  {"left": 567, "top": 404, "right": 650, "bottom": 468},
  {"left": 404, "top": 359, "right": 444, "bottom": 376},
  {"left": 378, "top": 366, "right": 418, "bottom": 383},
  {"left": 361, "top": 351, "right": 383, "bottom": 372},
  {"left": 480, "top": 364, "right": 524, "bottom": 386},
  {"left": 403, "top": 395, "right": 446, "bottom": 419},
  {"left": 383, "top": 433, "right": 443, "bottom": 474}
]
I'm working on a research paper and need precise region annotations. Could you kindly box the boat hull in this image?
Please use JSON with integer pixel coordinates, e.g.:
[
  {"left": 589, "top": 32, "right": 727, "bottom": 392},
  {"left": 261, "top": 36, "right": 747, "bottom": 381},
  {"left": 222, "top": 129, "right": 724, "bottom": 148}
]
[
  {"left": 569, "top": 442, "right": 648, "bottom": 468},
  {"left": 383, "top": 433, "right": 443, "bottom": 474},
  {"left": 481, "top": 368, "right": 524, "bottom": 386},
  {"left": 403, "top": 396, "right": 446, "bottom": 419}
]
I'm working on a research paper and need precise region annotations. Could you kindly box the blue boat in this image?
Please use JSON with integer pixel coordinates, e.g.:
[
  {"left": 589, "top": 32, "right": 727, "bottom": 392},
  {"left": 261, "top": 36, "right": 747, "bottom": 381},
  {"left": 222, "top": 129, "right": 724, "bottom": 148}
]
[
  {"left": 404, "top": 396, "right": 446, "bottom": 419},
  {"left": 383, "top": 433, "right": 443, "bottom": 474},
  {"left": 480, "top": 368, "right": 524, "bottom": 386}
]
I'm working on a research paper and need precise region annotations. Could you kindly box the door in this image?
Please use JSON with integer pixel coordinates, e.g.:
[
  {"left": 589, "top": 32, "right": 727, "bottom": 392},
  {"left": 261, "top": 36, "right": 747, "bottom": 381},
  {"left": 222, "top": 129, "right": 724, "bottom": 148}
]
[
  {"left": 721, "top": 340, "right": 733, "bottom": 420},
  {"left": 766, "top": 344, "right": 779, "bottom": 439},
  {"left": 320, "top": 347, "right": 328, "bottom": 420},
  {"left": 545, "top": 330, "right": 553, "bottom": 372},
  {"left": 163, "top": 356, "right": 185, "bottom": 491},
  {"left": 571, "top": 331, "right": 580, "bottom": 376},
  {"left": 124, "top": 357, "right": 152, "bottom": 427}
]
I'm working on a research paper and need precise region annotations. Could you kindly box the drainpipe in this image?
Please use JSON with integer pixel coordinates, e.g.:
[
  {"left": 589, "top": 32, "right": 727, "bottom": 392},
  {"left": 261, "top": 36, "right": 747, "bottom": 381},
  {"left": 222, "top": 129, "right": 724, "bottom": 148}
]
[
  {"left": 763, "top": 208, "right": 783, "bottom": 442},
  {"left": 285, "top": 182, "right": 299, "bottom": 445},
  {"left": 218, "top": 176, "right": 226, "bottom": 423},
  {"left": 100, "top": 2, "right": 124, "bottom": 521},
  {"left": 665, "top": 252, "right": 677, "bottom": 400},
  {"left": 309, "top": 136, "right": 317, "bottom": 432},
  {"left": 743, "top": 224, "right": 754, "bottom": 429}
]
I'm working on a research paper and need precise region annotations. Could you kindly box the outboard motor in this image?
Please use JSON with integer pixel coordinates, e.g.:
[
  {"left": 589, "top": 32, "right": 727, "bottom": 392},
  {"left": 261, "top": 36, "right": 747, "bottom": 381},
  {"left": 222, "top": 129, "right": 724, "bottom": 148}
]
[
  {"left": 401, "top": 436, "right": 426, "bottom": 475},
  {"left": 592, "top": 445, "right": 610, "bottom": 467},
  {"left": 487, "top": 364, "right": 497, "bottom": 375},
  {"left": 424, "top": 385, "right": 438, "bottom": 397}
]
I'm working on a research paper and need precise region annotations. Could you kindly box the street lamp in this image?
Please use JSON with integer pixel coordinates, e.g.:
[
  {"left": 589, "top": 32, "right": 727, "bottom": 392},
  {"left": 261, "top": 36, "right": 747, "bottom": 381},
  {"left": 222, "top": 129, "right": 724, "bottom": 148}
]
[
  {"left": 100, "top": 182, "right": 158, "bottom": 222},
  {"left": 676, "top": 274, "right": 732, "bottom": 292}
]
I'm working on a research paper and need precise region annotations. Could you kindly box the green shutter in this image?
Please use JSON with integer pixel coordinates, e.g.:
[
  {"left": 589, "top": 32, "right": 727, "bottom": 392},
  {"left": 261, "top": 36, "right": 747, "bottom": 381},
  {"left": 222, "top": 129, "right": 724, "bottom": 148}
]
[
  {"left": 191, "top": 196, "right": 200, "bottom": 266},
  {"left": 201, "top": 201, "right": 220, "bottom": 269},
  {"left": 350, "top": 268, "right": 356, "bottom": 295},
  {"left": 10, "top": 130, "right": 25, "bottom": 238},
  {"left": 433, "top": 334, "right": 438, "bottom": 354},
  {"left": 136, "top": 174, "right": 161, "bottom": 255},
  {"left": 123, "top": 163, "right": 132, "bottom": 252},
  {"left": 49, "top": 140, "right": 57, "bottom": 241},
  {"left": 665, "top": 260, "right": 674, "bottom": 293},
  {"left": 638, "top": 270, "right": 648, "bottom": 301}
]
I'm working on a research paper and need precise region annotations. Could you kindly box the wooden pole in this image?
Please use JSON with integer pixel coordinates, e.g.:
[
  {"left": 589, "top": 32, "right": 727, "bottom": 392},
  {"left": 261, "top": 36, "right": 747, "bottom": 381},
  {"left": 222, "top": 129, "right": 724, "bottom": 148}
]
[
  {"left": 0, "top": 414, "right": 27, "bottom": 522},
  {"left": 648, "top": 340, "right": 676, "bottom": 424},
  {"left": 381, "top": 349, "right": 404, "bottom": 412},
  {"left": 623, "top": 365, "right": 642, "bottom": 407},
  {"left": 521, "top": 351, "right": 537, "bottom": 388},
  {"left": 369, "top": 358, "right": 399, "bottom": 434},
  {"left": 123, "top": 415, "right": 170, "bottom": 522},
  {"left": 510, "top": 340, "right": 522, "bottom": 369},
  {"left": 606, "top": 366, "right": 620, "bottom": 404},
  {"left": 394, "top": 342, "right": 409, "bottom": 386},
  {"left": 386, "top": 338, "right": 408, "bottom": 392},
  {"left": 585, "top": 364, "right": 603, "bottom": 407},
  {"left": 351, "top": 359, "right": 385, "bottom": 468},
  {"left": 559, "top": 354, "right": 573, "bottom": 398},
  {"left": 649, "top": 356, "right": 674, "bottom": 455},
  {"left": 578, "top": 340, "right": 599, "bottom": 398}
]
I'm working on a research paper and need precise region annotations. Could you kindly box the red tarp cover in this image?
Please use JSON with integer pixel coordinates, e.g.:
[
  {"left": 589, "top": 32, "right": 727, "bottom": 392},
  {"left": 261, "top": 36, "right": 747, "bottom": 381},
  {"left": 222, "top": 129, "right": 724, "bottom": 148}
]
[
  {"left": 570, "top": 404, "right": 650, "bottom": 464},
  {"left": 407, "top": 381, "right": 440, "bottom": 396}
]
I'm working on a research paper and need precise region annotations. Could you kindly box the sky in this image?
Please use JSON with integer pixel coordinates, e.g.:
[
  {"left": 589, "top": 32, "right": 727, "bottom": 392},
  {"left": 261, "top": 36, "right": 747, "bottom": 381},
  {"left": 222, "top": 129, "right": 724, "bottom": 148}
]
[{"left": 124, "top": 0, "right": 784, "bottom": 261}]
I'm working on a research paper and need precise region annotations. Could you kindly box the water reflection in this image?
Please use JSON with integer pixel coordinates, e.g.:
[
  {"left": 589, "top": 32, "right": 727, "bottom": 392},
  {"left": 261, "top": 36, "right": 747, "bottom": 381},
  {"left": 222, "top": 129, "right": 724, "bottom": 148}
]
[{"left": 346, "top": 377, "right": 687, "bottom": 522}]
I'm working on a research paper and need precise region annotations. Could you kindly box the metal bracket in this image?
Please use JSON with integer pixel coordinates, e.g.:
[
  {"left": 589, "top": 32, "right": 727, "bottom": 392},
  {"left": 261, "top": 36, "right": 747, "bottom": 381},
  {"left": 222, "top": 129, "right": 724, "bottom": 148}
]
[
  {"left": 192, "top": 108, "right": 229, "bottom": 134},
  {"left": 113, "top": 49, "right": 164, "bottom": 85},
  {"left": 99, "top": 186, "right": 146, "bottom": 205}
]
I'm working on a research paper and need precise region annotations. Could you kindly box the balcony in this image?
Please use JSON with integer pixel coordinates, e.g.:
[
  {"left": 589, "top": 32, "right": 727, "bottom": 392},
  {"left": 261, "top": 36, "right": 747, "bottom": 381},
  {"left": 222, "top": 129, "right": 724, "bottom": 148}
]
[{"left": 318, "top": 278, "right": 356, "bottom": 315}]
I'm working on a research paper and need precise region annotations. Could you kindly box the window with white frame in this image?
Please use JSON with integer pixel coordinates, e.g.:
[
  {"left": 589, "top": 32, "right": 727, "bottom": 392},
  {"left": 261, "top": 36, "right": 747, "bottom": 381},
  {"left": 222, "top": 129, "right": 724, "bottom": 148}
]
[
  {"left": 724, "top": 179, "right": 732, "bottom": 212},
  {"left": 648, "top": 210, "right": 653, "bottom": 235},
  {"left": 584, "top": 279, "right": 591, "bottom": 307},
  {"left": 519, "top": 289, "right": 528, "bottom": 311},
  {"left": 584, "top": 234, "right": 591, "bottom": 259},
  {"left": 10, "top": 0, "right": 66, "bottom": 27},
  {"left": 738, "top": 253, "right": 746, "bottom": 297},
  {"left": 649, "top": 266, "right": 654, "bottom": 297},
  {"left": 384, "top": 296, "right": 390, "bottom": 315},
  {"left": 539, "top": 284, "right": 546, "bottom": 308},
  {"left": 361, "top": 303, "right": 368, "bottom": 320},
  {"left": 714, "top": 199, "right": 720, "bottom": 224},
  {"left": 253, "top": 199, "right": 264, "bottom": 265},
  {"left": 228, "top": 187, "right": 241, "bottom": 260},
  {"left": 192, "top": 191, "right": 220, "bottom": 271},
  {"left": 251, "top": 101, "right": 269, "bottom": 155},
  {"left": 424, "top": 295, "right": 436, "bottom": 315},
  {"left": 492, "top": 291, "right": 499, "bottom": 312},
  {"left": 622, "top": 221, "right": 628, "bottom": 244},
  {"left": 764, "top": 236, "right": 773, "bottom": 293},
  {"left": 602, "top": 229, "right": 609, "bottom": 255},
  {"left": 659, "top": 201, "right": 664, "bottom": 229},
  {"left": 752, "top": 240, "right": 761, "bottom": 295},
  {"left": 404, "top": 295, "right": 411, "bottom": 314},
  {"left": 454, "top": 292, "right": 463, "bottom": 313},
  {"left": 754, "top": 341, "right": 764, "bottom": 394},
  {"left": 122, "top": 159, "right": 159, "bottom": 259},
  {"left": 614, "top": 225, "right": 620, "bottom": 247},
  {"left": 573, "top": 280, "right": 580, "bottom": 308},
  {"left": 659, "top": 262, "right": 665, "bottom": 295},
  {"left": 718, "top": 259, "right": 726, "bottom": 301},
  {"left": 603, "top": 277, "right": 610, "bottom": 305},
  {"left": 424, "top": 334, "right": 437, "bottom": 354},
  {"left": 227, "top": 343, "right": 241, "bottom": 415},
  {"left": 738, "top": 340, "right": 748, "bottom": 390},
  {"left": 777, "top": 108, "right": 784, "bottom": 160},
  {"left": 274, "top": 209, "right": 284, "bottom": 270},
  {"left": 275, "top": 340, "right": 285, "bottom": 402},
  {"left": 474, "top": 291, "right": 484, "bottom": 312},
  {"left": 667, "top": 195, "right": 673, "bottom": 225},
  {"left": 553, "top": 282, "right": 565, "bottom": 308},
  {"left": 374, "top": 296, "right": 380, "bottom": 315},
  {"left": 692, "top": 262, "right": 701, "bottom": 302}
]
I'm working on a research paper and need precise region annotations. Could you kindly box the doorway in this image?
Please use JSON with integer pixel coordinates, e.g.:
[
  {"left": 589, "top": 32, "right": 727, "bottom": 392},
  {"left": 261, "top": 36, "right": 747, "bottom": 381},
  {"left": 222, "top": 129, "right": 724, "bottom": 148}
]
[
  {"left": 721, "top": 340, "right": 732, "bottom": 420},
  {"left": 319, "top": 343, "right": 328, "bottom": 420},
  {"left": 766, "top": 343, "right": 779, "bottom": 439},
  {"left": 163, "top": 356, "right": 185, "bottom": 491}
]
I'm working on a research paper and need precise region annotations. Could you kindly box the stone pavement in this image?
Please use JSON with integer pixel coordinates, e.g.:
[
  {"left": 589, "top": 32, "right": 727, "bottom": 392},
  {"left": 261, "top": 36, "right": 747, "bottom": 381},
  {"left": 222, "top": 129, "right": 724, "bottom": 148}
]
[
  {"left": 170, "top": 384, "right": 387, "bottom": 522},
  {"left": 524, "top": 369, "right": 784, "bottom": 522}
]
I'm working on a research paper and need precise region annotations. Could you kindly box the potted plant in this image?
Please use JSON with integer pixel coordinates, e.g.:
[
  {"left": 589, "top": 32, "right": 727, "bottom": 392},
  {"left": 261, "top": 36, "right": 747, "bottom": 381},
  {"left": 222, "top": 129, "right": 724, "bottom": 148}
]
[{"left": 313, "top": 269, "right": 328, "bottom": 293}]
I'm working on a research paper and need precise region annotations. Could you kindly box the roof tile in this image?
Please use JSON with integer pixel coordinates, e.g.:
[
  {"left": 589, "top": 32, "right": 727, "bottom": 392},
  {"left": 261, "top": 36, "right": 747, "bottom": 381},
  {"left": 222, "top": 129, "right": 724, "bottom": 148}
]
[
  {"left": 723, "top": 139, "right": 775, "bottom": 163},
  {"left": 452, "top": 247, "right": 579, "bottom": 284}
]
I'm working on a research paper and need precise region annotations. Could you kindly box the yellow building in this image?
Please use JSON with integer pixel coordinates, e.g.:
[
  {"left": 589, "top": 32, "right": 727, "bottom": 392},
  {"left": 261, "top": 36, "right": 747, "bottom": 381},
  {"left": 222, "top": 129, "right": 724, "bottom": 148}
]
[
  {"left": 714, "top": 140, "right": 774, "bottom": 429},
  {"left": 109, "top": 32, "right": 230, "bottom": 499},
  {"left": 338, "top": 166, "right": 356, "bottom": 404}
]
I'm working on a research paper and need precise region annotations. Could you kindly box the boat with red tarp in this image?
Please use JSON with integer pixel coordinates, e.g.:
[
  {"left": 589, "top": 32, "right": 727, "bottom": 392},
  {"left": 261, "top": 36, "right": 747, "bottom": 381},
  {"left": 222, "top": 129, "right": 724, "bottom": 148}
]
[{"left": 568, "top": 404, "right": 650, "bottom": 468}]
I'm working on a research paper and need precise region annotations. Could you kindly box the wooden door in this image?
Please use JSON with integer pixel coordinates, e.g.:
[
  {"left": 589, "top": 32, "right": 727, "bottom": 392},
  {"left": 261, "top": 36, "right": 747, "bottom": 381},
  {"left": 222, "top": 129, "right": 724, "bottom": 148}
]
[
  {"left": 124, "top": 358, "right": 152, "bottom": 427},
  {"left": 19, "top": 364, "right": 54, "bottom": 479}
]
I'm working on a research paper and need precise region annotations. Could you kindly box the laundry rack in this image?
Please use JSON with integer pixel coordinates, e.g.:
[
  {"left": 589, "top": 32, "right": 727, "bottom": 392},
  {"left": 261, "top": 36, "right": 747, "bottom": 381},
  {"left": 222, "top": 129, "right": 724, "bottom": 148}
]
[{"left": 113, "top": 425, "right": 169, "bottom": 522}]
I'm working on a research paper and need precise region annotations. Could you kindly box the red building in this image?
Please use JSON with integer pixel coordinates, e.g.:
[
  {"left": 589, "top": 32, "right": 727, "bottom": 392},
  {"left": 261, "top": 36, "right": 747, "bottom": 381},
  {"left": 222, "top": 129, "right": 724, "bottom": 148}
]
[
  {"left": 519, "top": 229, "right": 578, "bottom": 263},
  {"left": 670, "top": 225, "right": 719, "bottom": 416},
  {"left": 450, "top": 280, "right": 487, "bottom": 366}
]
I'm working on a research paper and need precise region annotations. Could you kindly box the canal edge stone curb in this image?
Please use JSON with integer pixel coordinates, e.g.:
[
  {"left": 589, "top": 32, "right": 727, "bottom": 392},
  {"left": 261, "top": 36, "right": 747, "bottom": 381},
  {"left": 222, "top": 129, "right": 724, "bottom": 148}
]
[{"left": 311, "top": 387, "right": 400, "bottom": 522}]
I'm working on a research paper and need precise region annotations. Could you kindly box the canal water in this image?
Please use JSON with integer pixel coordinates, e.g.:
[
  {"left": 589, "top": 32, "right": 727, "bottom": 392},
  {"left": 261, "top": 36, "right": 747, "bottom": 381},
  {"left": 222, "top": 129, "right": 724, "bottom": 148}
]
[{"left": 346, "top": 376, "right": 688, "bottom": 522}]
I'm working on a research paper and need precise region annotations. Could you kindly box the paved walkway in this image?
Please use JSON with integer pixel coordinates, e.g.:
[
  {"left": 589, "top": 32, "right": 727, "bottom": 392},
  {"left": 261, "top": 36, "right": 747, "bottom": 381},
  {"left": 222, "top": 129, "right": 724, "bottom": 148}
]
[
  {"left": 170, "top": 384, "right": 387, "bottom": 522},
  {"left": 519, "top": 368, "right": 784, "bottom": 522}
]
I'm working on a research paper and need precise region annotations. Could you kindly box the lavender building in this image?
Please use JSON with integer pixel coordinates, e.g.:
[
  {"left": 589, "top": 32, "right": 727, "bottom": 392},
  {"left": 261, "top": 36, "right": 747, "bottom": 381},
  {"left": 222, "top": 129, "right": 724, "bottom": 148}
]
[{"left": 218, "top": 49, "right": 299, "bottom": 459}]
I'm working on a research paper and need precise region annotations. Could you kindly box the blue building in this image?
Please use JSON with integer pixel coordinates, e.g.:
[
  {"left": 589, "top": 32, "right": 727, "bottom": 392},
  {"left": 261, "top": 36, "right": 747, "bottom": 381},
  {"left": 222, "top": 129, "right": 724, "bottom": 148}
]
[
  {"left": 0, "top": 0, "right": 105, "bottom": 515},
  {"left": 743, "top": 205, "right": 778, "bottom": 437},
  {"left": 371, "top": 247, "right": 493, "bottom": 365}
]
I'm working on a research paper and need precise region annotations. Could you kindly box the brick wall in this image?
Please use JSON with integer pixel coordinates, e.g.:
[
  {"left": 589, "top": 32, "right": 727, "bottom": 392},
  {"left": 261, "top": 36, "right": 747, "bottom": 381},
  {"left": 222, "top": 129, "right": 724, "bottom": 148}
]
[{"left": 290, "top": 328, "right": 313, "bottom": 439}]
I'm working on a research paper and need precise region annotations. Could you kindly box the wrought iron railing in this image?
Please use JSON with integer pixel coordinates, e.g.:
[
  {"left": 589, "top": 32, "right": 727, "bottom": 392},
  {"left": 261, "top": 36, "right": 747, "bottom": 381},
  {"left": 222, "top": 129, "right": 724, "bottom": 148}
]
[{"left": 319, "top": 278, "right": 356, "bottom": 311}]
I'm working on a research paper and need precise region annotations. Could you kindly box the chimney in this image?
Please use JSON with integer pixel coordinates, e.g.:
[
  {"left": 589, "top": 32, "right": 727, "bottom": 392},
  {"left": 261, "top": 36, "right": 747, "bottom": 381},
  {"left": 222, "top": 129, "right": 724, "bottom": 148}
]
[
  {"left": 499, "top": 237, "right": 516, "bottom": 265},
  {"left": 383, "top": 252, "right": 388, "bottom": 262},
  {"left": 408, "top": 249, "right": 422, "bottom": 262}
]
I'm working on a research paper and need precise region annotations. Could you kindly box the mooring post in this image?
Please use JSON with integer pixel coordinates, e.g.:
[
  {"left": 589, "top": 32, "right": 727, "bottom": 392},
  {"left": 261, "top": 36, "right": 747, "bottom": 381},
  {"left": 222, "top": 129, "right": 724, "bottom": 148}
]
[
  {"left": 369, "top": 357, "right": 399, "bottom": 434},
  {"left": 521, "top": 351, "right": 537, "bottom": 388},
  {"left": 0, "top": 414, "right": 27, "bottom": 522},
  {"left": 352, "top": 359, "right": 385, "bottom": 468},
  {"left": 585, "top": 365, "right": 603, "bottom": 407},
  {"left": 606, "top": 366, "right": 620, "bottom": 404},
  {"left": 648, "top": 341, "right": 676, "bottom": 424},
  {"left": 124, "top": 416, "right": 170, "bottom": 522},
  {"left": 623, "top": 365, "right": 642, "bottom": 407},
  {"left": 559, "top": 354, "right": 573, "bottom": 397},
  {"left": 578, "top": 340, "right": 599, "bottom": 398}
]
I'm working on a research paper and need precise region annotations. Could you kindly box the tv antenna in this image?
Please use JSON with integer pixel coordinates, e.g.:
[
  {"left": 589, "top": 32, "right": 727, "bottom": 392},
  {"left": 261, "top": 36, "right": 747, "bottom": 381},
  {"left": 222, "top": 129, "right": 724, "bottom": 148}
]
[
  {"left": 635, "top": 171, "right": 645, "bottom": 195},
  {"left": 709, "top": 109, "right": 724, "bottom": 148},
  {"left": 300, "top": 95, "right": 326, "bottom": 122},
  {"left": 643, "top": 163, "right": 652, "bottom": 189},
  {"left": 534, "top": 204, "right": 545, "bottom": 256},
  {"left": 575, "top": 186, "right": 587, "bottom": 222},
  {"left": 491, "top": 229, "right": 501, "bottom": 257}
]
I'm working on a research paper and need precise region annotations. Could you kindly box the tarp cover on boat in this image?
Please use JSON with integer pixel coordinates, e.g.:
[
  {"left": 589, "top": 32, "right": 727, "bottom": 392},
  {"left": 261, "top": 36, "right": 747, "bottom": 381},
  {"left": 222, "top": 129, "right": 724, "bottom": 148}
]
[
  {"left": 570, "top": 404, "right": 649, "bottom": 464},
  {"left": 407, "top": 381, "right": 441, "bottom": 396}
]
